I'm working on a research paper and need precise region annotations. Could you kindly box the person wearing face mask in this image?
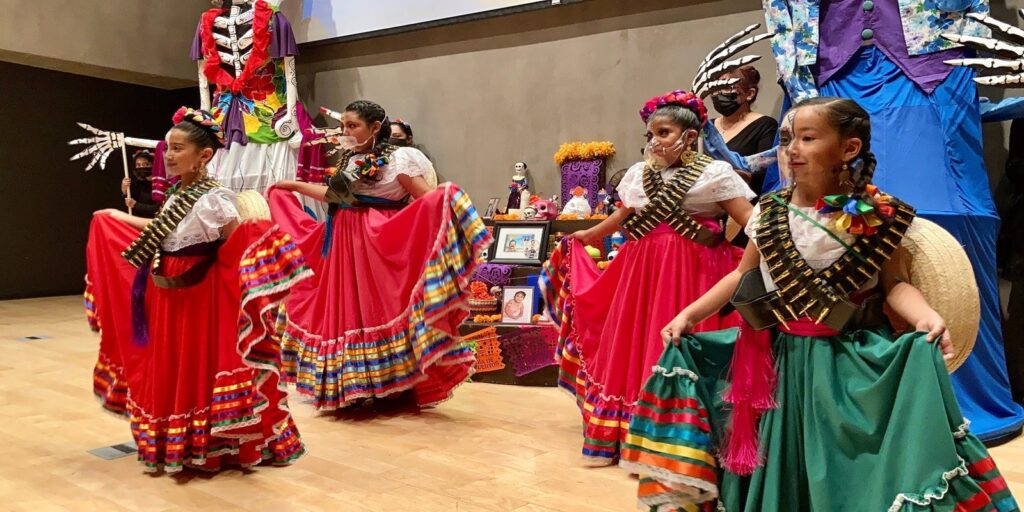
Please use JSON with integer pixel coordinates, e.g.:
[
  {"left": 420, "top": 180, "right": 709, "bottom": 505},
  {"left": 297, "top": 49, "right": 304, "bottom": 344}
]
[
  {"left": 119, "top": 150, "right": 160, "bottom": 218},
  {"left": 388, "top": 118, "right": 426, "bottom": 155},
  {"left": 647, "top": 97, "right": 1017, "bottom": 512},
  {"left": 711, "top": 66, "right": 779, "bottom": 195},
  {"left": 540, "top": 90, "right": 755, "bottom": 466},
  {"left": 84, "top": 107, "right": 311, "bottom": 474},
  {"left": 390, "top": 117, "right": 443, "bottom": 181},
  {"left": 268, "top": 100, "right": 492, "bottom": 413}
]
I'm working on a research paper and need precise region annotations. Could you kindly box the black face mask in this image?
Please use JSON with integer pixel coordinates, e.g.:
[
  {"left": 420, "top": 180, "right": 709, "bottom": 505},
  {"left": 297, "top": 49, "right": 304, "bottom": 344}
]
[
  {"left": 712, "top": 92, "right": 742, "bottom": 117},
  {"left": 388, "top": 138, "right": 409, "bottom": 147}
]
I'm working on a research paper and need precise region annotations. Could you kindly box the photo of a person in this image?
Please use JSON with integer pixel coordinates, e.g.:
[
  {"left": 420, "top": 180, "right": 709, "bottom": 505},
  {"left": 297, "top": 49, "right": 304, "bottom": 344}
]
[
  {"left": 503, "top": 291, "right": 527, "bottom": 321},
  {"left": 503, "top": 234, "right": 535, "bottom": 254},
  {"left": 490, "top": 225, "right": 549, "bottom": 265},
  {"left": 501, "top": 287, "right": 535, "bottom": 324},
  {"left": 525, "top": 239, "right": 539, "bottom": 259}
]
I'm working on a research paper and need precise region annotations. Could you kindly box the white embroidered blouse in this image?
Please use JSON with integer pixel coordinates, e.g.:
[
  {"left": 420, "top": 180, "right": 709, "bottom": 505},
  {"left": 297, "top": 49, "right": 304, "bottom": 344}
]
[
  {"left": 160, "top": 187, "right": 239, "bottom": 252},
  {"left": 616, "top": 160, "right": 755, "bottom": 217}
]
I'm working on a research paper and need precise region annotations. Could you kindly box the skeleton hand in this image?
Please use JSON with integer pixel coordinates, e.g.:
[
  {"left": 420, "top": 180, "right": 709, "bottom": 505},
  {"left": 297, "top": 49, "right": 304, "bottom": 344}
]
[
  {"left": 68, "top": 123, "right": 124, "bottom": 171},
  {"left": 305, "top": 126, "right": 346, "bottom": 157},
  {"left": 943, "top": 11, "right": 1024, "bottom": 86},
  {"left": 692, "top": 23, "right": 773, "bottom": 98}
]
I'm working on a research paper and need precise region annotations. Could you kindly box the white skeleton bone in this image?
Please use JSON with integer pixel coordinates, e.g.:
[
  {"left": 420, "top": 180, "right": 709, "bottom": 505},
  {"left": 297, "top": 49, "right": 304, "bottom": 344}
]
[
  {"left": 69, "top": 124, "right": 159, "bottom": 171},
  {"left": 692, "top": 24, "right": 772, "bottom": 98},
  {"left": 198, "top": 1, "right": 299, "bottom": 140},
  {"left": 69, "top": 124, "right": 158, "bottom": 215},
  {"left": 943, "top": 9, "right": 1024, "bottom": 86}
]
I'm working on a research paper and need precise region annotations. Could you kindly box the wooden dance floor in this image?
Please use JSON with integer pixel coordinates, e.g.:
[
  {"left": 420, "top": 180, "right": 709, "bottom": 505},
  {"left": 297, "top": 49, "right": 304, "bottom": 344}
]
[{"left": 2, "top": 295, "right": 1023, "bottom": 511}]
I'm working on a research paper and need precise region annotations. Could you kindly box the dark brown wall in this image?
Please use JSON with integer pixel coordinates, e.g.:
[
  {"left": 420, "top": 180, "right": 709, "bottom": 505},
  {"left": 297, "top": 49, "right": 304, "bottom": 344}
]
[{"left": 0, "top": 61, "right": 193, "bottom": 299}]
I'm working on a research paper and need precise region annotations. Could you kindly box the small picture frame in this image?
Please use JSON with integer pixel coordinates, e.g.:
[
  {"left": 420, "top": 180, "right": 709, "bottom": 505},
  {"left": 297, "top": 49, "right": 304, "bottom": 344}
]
[
  {"left": 501, "top": 286, "right": 536, "bottom": 324},
  {"left": 490, "top": 222, "right": 550, "bottom": 265},
  {"left": 483, "top": 197, "right": 501, "bottom": 219}
]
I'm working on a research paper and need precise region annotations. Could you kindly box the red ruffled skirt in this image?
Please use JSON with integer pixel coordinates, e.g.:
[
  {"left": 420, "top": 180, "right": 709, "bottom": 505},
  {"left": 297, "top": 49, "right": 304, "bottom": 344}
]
[
  {"left": 267, "top": 183, "right": 492, "bottom": 411},
  {"left": 85, "top": 213, "right": 312, "bottom": 473},
  {"left": 542, "top": 223, "right": 742, "bottom": 464}
]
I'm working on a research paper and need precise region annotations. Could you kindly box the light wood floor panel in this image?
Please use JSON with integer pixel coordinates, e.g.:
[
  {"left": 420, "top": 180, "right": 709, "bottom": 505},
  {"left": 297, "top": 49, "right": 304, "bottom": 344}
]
[{"left": 1, "top": 295, "right": 1022, "bottom": 511}]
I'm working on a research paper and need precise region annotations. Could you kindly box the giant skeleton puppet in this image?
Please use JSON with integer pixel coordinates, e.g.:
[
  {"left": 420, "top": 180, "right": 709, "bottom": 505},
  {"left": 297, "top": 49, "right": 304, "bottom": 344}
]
[{"left": 69, "top": 0, "right": 321, "bottom": 203}]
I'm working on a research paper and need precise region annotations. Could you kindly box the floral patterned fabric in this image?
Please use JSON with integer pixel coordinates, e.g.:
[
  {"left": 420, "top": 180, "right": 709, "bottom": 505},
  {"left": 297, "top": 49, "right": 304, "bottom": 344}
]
[
  {"left": 192, "top": 1, "right": 298, "bottom": 147},
  {"left": 764, "top": 0, "right": 990, "bottom": 102}
]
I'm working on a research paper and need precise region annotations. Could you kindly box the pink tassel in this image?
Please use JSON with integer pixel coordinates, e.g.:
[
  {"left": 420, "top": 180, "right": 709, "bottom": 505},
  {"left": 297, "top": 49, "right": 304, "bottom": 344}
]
[
  {"left": 721, "top": 403, "right": 763, "bottom": 475},
  {"left": 721, "top": 326, "right": 776, "bottom": 475}
]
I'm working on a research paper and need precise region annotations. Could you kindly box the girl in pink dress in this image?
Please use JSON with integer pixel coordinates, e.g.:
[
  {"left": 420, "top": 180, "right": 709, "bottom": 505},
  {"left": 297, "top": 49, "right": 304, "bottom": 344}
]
[{"left": 542, "top": 90, "right": 754, "bottom": 465}]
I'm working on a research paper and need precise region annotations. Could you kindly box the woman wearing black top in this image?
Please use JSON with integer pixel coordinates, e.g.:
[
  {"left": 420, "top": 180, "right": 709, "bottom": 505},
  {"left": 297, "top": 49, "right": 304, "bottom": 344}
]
[
  {"left": 119, "top": 150, "right": 160, "bottom": 218},
  {"left": 710, "top": 65, "right": 778, "bottom": 195}
]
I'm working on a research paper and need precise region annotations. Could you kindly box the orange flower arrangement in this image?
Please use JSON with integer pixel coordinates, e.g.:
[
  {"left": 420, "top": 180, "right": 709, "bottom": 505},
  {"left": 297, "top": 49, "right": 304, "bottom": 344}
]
[{"left": 553, "top": 141, "right": 616, "bottom": 165}]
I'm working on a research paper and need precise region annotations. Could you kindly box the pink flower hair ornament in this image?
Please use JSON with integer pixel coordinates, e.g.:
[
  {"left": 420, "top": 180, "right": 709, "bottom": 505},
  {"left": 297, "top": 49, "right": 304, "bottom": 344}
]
[
  {"left": 639, "top": 89, "right": 708, "bottom": 127},
  {"left": 172, "top": 106, "right": 225, "bottom": 145}
]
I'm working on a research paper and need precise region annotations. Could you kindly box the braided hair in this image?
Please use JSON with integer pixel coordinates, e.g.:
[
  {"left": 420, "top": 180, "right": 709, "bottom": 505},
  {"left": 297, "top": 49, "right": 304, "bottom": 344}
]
[
  {"left": 345, "top": 100, "right": 392, "bottom": 152},
  {"left": 792, "top": 96, "right": 877, "bottom": 203}
]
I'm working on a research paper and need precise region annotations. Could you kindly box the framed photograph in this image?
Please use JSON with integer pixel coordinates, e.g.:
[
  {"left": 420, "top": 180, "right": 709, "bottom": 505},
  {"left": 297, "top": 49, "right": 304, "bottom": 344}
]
[
  {"left": 501, "top": 286, "right": 536, "bottom": 324},
  {"left": 483, "top": 197, "right": 501, "bottom": 219},
  {"left": 489, "top": 222, "right": 550, "bottom": 265}
]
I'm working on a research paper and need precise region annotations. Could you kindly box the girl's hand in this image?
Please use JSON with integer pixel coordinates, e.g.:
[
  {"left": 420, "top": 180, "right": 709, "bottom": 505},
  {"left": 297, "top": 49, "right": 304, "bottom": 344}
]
[
  {"left": 125, "top": 197, "right": 137, "bottom": 209},
  {"left": 662, "top": 311, "right": 695, "bottom": 346},
  {"left": 916, "top": 311, "right": 954, "bottom": 361},
  {"left": 121, "top": 178, "right": 130, "bottom": 194}
]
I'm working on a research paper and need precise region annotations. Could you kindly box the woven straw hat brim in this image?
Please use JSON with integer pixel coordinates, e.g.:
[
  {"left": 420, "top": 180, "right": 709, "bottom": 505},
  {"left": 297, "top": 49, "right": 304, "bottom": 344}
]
[
  {"left": 885, "top": 217, "right": 978, "bottom": 373},
  {"left": 236, "top": 190, "right": 271, "bottom": 221}
]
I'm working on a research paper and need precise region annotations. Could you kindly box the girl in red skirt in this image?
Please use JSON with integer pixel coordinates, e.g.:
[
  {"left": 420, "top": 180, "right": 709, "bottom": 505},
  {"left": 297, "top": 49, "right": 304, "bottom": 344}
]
[
  {"left": 269, "top": 100, "right": 491, "bottom": 411},
  {"left": 542, "top": 90, "right": 755, "bottom": 465},
  {"left": 86, "top": 107, "right": 311, "bottom": 473}
]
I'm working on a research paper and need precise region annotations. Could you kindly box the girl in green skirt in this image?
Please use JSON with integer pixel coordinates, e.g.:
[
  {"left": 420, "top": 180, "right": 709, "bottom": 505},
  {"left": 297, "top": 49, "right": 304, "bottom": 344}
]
[{"left": 620, "top": 97, "right": 1019, "bottom": 512}]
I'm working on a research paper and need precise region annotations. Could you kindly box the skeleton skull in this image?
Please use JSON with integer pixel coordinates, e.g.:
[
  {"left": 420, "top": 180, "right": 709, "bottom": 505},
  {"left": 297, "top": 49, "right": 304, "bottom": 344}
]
[
  {"left": 533, "top": 199, "right": 558, "bottom": 220},
  {"left": 514, "top": 162, "right": 527, "bottom": 173}
]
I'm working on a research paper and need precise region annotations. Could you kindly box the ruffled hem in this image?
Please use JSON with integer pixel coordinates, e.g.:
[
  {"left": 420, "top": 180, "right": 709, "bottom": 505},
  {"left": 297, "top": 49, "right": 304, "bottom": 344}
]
[
  {"left": 280, "top": 185, "right": 492, "bottom": 410},
  {"left": 84, "top": 280, "right": 100, "bottom": 333},
  {"left": 128, "top": 374, "right": 304, "bottom": 473},
  {"left": 635, "top": 476, "right": 720, "bottom": 512},
  {"left": 93, "top": 351, "right": 129, "bottom": 417},
  {"left": 129, "top": 223, "right": 311, "bottom": 473},
  {"left": 887, "top": 425, "right": 1019, "bottom": 512}
]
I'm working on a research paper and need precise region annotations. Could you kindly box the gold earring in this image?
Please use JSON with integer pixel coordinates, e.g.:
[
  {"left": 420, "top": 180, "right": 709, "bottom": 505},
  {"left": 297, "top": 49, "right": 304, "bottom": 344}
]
[
  {"left": 838, "top": 162, "right": 851, "bottom": 185},
  {"left": 680, "top": 150, "right": 697, "bottom": 166}
]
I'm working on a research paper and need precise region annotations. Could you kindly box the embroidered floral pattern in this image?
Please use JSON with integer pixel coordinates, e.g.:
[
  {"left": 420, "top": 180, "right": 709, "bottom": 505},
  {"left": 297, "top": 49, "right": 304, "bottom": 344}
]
[{"left": 764, "top": 0, "right": 991, "bottom": 102}]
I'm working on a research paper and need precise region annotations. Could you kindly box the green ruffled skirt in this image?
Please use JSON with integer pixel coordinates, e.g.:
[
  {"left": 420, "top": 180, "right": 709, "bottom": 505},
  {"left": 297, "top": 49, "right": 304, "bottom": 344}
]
[{"left": 623, "top": 327, "right": 1019, "bottom": 512}]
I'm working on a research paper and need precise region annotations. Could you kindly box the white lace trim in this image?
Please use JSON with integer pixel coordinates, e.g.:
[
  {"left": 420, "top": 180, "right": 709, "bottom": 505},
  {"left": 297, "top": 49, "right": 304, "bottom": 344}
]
[
  {"left": 620, "top": 461, "right": 718, "bottom": 504},
  {"left": 651, "top": 365, "right": 699, "bottom": 382},
  {"left": 886, "top": 457, "right": 970, "bottom": 512},
  {"left": 617, "top": 160, "right": 754, "bottom": 216},
  {"left": 161, "top": 187, "right": 239, "bottom": 252},
  {"left": 953, "top": 418, "right": 971, "bottom": 439}
]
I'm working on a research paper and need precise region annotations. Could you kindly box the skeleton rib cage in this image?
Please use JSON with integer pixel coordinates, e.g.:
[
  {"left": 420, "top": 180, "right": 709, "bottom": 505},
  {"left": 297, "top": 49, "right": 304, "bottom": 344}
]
[{"left": 213, "top": 5, "right": 256, "bottom": 79}]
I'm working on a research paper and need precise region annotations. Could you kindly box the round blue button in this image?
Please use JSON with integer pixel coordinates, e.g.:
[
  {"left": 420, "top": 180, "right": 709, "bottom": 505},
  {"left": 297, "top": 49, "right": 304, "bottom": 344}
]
[
  {"left": 862, "top": 28, "right": 874, "bottom": 40},
  {"left": 863, "top": 0, "right": 874, "bottom": 10}
]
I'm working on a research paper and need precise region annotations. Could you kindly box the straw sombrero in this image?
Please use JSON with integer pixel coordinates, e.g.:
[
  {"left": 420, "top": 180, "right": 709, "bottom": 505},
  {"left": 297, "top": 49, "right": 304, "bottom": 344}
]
[
  {"left": 236, "top": 190, "right": 271, "bottom": 221},
  {"left": 884, "top": 217, "right": 978, "bottom": 373}
]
